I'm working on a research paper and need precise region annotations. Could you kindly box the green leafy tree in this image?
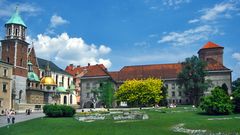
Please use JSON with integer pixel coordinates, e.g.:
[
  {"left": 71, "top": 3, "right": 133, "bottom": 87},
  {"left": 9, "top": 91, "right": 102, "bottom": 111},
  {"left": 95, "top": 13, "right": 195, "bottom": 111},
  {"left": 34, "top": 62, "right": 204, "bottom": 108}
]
[
  {"left": 97, "top": 81, "right": 115, "bottom": 108},
  {"left": 177, "top": 55, "right": 210, "bottom": 106},
  {"left": 115, "top": 78, "right": 163, "bottom": 107},
  {"left": 232, "top": 87, "right": 240, "bottom": 113},
  {"left": 232, "top": 78, "right": 240, "bottom": 91},
  {"left": 200, "top": 87, "right": 234, "bottom": 115},
  {"left": 91, "top": 80, "right": 115, "bottom": 108}
]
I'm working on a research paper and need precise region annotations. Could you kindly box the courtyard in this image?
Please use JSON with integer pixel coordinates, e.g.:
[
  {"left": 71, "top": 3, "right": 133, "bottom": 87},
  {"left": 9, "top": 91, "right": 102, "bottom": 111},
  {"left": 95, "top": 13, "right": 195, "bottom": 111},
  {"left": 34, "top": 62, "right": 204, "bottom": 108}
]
[{"left": 0, "top": 106, "right": 239, "bottom": 135}]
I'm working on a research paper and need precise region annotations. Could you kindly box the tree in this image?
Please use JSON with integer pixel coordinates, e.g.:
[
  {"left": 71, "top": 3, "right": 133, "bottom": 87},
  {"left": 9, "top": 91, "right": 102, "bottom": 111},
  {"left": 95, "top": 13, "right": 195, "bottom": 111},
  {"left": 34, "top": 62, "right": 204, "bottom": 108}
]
[
  {"left": 232, "top": 87, "right": 240, "bottom": 113},
  {"left": 159, "top": 86, "right": 168, "bottom": 106},
  {"left": 200, "top": 87, "right": 233, "bottom": 115},
  {"left": 177, "top": 55, "right": 210, "bottom": 106},
  {"left": 98, "top": 81, "right": 115, "bottom": 108},
  {"left": 92, "top": 80, "right": 115, "bottom": 108},
  {"left": 232, "top": 78, "right": 240, "bottom": 91},
  {"left": 115, "top": 78, "right": 163, "bottom": 107}
]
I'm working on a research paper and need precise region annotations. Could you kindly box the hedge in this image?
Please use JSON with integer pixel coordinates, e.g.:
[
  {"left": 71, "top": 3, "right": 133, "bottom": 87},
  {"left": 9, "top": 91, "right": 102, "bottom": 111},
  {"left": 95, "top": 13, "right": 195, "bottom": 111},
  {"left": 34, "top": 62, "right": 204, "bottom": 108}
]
[{"left": 43, "top": 104, "right": 76, "bottom": 117}]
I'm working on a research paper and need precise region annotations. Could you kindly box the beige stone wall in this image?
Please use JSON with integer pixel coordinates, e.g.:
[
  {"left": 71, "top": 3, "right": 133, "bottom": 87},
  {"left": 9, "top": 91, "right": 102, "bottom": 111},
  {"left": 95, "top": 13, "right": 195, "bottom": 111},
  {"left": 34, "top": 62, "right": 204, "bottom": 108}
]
[
  {"left": 26, "top": 90, "right": 44, "bottom": 104},
  {"left": 0, "top": 62, "right": 13, "bottom": 110}
]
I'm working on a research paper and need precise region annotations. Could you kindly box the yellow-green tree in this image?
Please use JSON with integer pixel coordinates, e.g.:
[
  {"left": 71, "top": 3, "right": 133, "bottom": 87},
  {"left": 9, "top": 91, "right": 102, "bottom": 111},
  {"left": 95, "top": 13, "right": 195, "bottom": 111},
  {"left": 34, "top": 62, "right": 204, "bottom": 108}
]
[{"left": 115, "top": 78, "right": 164, "bottom": 107}]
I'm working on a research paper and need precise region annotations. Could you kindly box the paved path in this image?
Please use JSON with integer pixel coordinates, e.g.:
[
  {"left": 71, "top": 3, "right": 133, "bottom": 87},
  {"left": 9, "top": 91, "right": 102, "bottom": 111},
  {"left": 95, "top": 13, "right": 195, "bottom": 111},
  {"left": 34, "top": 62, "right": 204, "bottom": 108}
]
[{"left": 0, "top": 112, "right": 45, "bottom": 128}]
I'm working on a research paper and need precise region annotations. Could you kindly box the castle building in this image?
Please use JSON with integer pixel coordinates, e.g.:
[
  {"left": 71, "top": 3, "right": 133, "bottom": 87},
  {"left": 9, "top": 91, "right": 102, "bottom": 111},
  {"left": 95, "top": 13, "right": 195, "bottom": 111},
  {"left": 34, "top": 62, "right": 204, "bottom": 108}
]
[
  {"left": 0, "top": 61, "right": 13, "bottom": 110},
  {"left": 109, "top": 41, "right": 232, "bottom": 105},
  {"left": 65, "top": 63, "right": 116, "bottom": 108},
  {"left": 0, "top": 8, "right": 77, "bottom": 111}
]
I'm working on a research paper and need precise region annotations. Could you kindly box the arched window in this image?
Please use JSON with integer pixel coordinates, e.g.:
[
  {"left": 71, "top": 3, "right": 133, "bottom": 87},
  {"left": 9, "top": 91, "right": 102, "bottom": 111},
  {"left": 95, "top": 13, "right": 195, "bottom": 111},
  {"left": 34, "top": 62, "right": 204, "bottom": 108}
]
[
  {"left": 70, "top": 95, "right": 72, "bottom": 104},
  {"left": 64, "top": 96, "right": 67, "bottom": 104},
  {"left": 56, "top": 75, "right": 58, "bottom": 86},
  {"left": 15, "top": 28, "right": 18, "bottom": 36}
]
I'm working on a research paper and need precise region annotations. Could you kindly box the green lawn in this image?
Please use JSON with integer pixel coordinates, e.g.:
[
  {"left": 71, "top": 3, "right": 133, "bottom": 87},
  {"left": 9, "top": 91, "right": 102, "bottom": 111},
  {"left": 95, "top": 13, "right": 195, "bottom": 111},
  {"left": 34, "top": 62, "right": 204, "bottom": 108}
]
[{"left": 1, "top": 107, "right": 240, "bottom": 135}]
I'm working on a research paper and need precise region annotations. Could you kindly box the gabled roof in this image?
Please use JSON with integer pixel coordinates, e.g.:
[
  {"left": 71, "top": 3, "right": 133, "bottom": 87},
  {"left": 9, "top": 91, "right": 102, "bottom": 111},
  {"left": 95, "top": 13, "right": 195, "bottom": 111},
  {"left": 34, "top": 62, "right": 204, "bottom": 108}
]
[
  {"left": 65, "top": 64, "right": 110, "bottom": 78},
  {"left": 200, "top": 41, "right": 223, "bottom": 50},
  {"left": 37, "top": 57, "right": 72, "bottom": 76},
  {"left": 6, "top": 8, "right": 26, "bottom": 27}
]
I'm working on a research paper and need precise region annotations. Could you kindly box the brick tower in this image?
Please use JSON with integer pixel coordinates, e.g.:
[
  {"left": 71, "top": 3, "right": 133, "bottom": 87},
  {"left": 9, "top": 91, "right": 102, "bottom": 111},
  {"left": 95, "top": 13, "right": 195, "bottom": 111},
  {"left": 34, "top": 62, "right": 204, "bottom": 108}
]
[
  {"left": 198, "top": 41, "right": 224, "bottom": 65},
  {"left": 1, "top": 7, "right": 29, "bottom": 104}
]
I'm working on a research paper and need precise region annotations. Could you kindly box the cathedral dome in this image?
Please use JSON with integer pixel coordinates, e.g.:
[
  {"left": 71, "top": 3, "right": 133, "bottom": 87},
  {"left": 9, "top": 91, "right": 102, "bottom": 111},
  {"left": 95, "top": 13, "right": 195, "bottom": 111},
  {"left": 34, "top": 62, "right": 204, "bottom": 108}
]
[
  {"left": 40, "top": 77, "right": 56, "bottom": 86},
  {"left": 28, "top": 72, "right": 40, "bottom": 82},
  {"left": 56, "top": 86, "right": 67, "bottom": 93}
]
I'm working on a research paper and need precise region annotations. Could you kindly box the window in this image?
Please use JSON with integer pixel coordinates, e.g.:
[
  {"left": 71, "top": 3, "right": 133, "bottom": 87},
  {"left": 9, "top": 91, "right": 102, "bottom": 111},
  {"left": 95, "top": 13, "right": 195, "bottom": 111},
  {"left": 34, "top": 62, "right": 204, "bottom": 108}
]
[
  {"left": 3, "top": 68, "right": 7, "bottom": 77},
  {"left": 70, "top": 95, "right": 72, "bottom": 104},
  {"left": 172, "top": 91, "right": 175, "bottom": 97},
  {"left": 86, "top": 83, "right": 90, "bottom": 89},
  {"left": 62, "top": 76, "right": 64, "bottom": 86},
  {"left": 7, "top": 57, "right": 10, "bottom": 63},
  {"left": 56, "top": 75, "right": 58, "bottom": 86},
  {"left": 0, "top": 100, "right": 2, "bottom": 107},
  {"left": 86, "top": 93, "right": 90, "bottom": 98},
  {"left": 20, "top": 58, "right": 23, "bottom": 66},
  {"left": 6, "top": 45, "right": 9, "bottom": 52},
  {"left": 19, "top": 90, "right": 23, "bottom": 100},
  {"left": 179, "top": 99, "right": 182, "bottom": 104},
  {"left": 68, "top": 77, "right": 70, "bottom": 86},
  {"left": 92, "top": 82, "right": 97, "bottom": 89},
  {"left": 15, "top": 28, "right": 18, "bottom": 36},
  {"left": 172, "top": 83, "right": 175, "bottom": 89},
  {"left": 165, "top": 84, "right": 168, "bottom": 89},
  {"left": 179, "top": 91, "right": 182, "bottom": 96},
  {"left": 3, "top": 83, "right": 7, "bottom": 92},
  {"left": 41, "top": 71, "right": 45, "bottom": 78},
  {"left": 8, "top": 28, "right": 11, "bottom": 36}
]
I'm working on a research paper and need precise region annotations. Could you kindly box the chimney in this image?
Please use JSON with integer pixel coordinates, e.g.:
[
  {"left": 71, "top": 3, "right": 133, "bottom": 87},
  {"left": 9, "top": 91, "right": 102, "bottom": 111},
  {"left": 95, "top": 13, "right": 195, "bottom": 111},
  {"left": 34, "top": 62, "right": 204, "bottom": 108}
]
[
  {"left": 77, "top": 65, "right": 81, "bottom": 68},
  {"left": 88, "top": 63, "right": 90, "bottom": 66}
]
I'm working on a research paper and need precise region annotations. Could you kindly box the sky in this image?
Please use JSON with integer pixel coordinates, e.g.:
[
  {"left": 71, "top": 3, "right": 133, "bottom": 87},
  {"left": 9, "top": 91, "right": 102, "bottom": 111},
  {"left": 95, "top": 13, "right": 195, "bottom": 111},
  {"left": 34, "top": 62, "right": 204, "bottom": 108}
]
[{"left": 0, "top": 0, "right": 240, "bottom": 80}]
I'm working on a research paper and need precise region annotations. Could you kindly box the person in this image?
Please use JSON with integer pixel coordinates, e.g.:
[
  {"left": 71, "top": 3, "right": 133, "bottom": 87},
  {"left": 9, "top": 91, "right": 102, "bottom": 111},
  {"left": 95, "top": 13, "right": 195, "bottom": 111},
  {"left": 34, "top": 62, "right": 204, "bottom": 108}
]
[
  {"left": 10, "top": 110, "right": 15, "bottom": 124},
  {"left": 6, "top": 110, "right": 11, "bottom": 128}
]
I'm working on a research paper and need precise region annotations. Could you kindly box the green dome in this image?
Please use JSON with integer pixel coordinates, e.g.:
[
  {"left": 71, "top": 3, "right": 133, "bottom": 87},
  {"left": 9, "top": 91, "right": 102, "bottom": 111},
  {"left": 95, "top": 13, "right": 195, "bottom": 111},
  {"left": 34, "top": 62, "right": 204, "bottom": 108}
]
[
  {"left": 28, "top": 72, "right": 40, "bottom": 82},
  {"left": 6, "top": 8, "right": 26, "bottom": 27},
  {"left": 56, "top": 86, "right": 67, "bottom": 93}
]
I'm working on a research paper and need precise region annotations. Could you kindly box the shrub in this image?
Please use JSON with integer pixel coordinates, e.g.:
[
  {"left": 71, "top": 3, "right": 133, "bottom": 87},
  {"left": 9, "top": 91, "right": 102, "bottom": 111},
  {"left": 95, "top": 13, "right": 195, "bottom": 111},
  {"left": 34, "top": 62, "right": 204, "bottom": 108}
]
[
  {"left": 232, "top": 88, "right": 240, "bottom": 113},
  {"left": 200, "top": 87, "right": 234, "bottom": 115},
  {"left": 43, "top": 104, "right": 76, "bottom": 117}
]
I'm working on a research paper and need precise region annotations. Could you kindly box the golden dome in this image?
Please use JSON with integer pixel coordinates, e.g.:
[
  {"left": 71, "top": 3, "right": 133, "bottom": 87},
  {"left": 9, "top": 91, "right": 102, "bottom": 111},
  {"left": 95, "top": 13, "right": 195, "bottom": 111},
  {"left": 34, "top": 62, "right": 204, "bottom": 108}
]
[{"left": 40, "top": 77, "right": 56, "bottom": 86}]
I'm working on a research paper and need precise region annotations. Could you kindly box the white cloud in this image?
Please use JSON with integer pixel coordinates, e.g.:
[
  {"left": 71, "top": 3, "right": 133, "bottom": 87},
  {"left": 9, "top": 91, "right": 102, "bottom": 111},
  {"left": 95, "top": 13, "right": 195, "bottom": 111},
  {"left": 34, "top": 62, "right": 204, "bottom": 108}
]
[
  {"left": 162, "top": 0, "right": 191, "bottom": 8},
  {"left": 0, "top": 1, "right": 41, "bottom": 17},
  {"left": 200, "top": 2, "right": 235, "bottom": 21},
  {"left": 188, "top": 19, "right": 199, "bottom": 24},
  {"left": 27, "top": 33, "right": 112, "bottom": 68},
  {"left": 232, "top": 52, "right": 240, "bottom": 61},
  {"left": 189, "top": 1, "right": 240, "bottom": 23},
  {"left": 50, "top": 15, "right": 68, "bottom": 28},
  {"left": 158, "top": 25, "right": 219, "bottom": 46}
]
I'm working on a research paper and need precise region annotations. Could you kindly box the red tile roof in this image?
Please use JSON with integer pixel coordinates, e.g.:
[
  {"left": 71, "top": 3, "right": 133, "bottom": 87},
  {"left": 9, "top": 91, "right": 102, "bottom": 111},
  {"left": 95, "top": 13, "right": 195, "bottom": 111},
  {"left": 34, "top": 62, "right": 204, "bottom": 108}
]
[
  {"left": 110, "top": 62, "right": 230, "bottom": 82},
  {"left": 200, "top": 41, "right": 223, "bottom": 50},
  {"left": 65, "top": 64, "right": 109, "bottom": 78}
]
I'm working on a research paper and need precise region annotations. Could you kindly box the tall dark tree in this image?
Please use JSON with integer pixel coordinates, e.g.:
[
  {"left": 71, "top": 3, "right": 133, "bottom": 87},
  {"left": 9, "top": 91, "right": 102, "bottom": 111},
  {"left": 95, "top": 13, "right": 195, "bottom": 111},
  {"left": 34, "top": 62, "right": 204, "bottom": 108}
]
[
  {"left": 177, "top": 55, "right": 210, "bottom": 106},
  {"left": 232, "top": 78, "right": 240, "bottom": 91}
]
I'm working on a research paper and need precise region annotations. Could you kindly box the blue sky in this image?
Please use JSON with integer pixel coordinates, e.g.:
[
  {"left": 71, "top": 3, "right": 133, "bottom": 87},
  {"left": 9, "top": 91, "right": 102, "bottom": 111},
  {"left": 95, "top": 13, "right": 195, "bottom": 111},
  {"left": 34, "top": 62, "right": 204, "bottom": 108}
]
[{"left": 0, "top": 0, "right": 240, "bottom": 80}]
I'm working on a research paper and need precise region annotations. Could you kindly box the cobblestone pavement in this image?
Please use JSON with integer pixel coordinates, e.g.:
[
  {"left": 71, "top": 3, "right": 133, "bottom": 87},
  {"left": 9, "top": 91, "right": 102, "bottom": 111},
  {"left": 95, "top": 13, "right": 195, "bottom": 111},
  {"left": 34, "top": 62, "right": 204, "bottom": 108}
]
[{"left": 0, "top": 112, "right": 45, "bottom": 128}]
